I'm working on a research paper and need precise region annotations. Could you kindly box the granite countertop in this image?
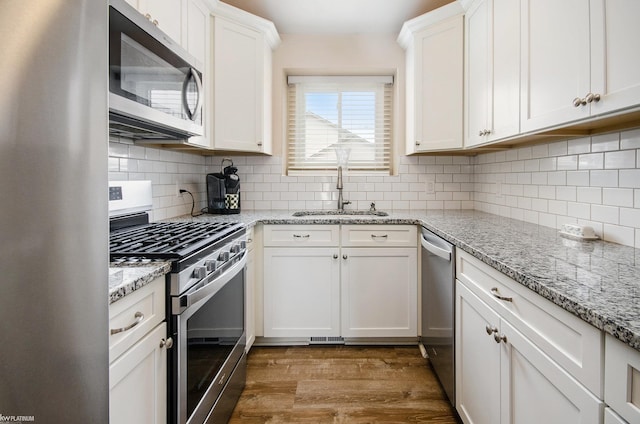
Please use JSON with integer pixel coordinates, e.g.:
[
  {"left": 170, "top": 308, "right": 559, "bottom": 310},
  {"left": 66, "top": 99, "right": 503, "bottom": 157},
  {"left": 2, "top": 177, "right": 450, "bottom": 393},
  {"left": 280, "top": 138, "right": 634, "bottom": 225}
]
[
  {"left": 168, "top": 209, "right": 640, "bottom": 351},
  {"left": 108, "top": 262, "right": 171, "bottom": 304}
]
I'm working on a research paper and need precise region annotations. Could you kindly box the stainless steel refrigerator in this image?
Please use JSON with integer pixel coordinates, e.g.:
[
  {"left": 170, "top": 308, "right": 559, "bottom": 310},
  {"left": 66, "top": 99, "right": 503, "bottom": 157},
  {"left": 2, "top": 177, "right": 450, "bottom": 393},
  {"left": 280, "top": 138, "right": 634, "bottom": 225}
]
[{"left": 0, "top": 1, "right": 109, "bottom": 422}]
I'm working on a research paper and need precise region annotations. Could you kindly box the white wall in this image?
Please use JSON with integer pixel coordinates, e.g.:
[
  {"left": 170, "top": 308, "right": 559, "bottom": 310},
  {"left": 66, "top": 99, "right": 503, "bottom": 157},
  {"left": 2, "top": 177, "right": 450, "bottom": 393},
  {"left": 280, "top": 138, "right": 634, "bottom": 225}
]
[{"left": 271, "top": 33, "right": 406, "bottom": 168}]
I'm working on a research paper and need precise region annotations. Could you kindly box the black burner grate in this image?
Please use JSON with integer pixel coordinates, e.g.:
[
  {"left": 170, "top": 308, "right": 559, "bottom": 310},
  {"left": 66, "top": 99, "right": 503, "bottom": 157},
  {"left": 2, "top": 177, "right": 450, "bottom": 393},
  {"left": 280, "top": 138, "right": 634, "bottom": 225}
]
[{"left": 109, "top": 221, "right": 244, "bottom": 260}]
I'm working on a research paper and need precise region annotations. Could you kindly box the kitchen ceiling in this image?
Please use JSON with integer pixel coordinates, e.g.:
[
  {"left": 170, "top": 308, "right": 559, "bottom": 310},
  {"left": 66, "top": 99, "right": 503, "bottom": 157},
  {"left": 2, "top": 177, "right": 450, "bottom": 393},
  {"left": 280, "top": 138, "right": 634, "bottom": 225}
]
[{"left": 220, "top": 0, "right": 456, "bottom": 34}]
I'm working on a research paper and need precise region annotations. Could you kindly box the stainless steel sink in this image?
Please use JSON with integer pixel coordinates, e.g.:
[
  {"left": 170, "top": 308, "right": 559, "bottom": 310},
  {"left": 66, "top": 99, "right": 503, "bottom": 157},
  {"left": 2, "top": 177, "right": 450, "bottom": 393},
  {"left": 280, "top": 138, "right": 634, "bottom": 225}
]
[{"left": 292, "top": 210, "right": 389, "bottom": 217}]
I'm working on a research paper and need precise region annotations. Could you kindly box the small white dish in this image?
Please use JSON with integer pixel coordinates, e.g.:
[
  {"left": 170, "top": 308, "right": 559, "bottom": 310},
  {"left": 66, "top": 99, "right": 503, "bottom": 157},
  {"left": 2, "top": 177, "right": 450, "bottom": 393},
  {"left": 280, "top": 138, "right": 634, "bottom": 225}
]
[{"left": 558, "top": 231, "right": 600, "bottom": 241}]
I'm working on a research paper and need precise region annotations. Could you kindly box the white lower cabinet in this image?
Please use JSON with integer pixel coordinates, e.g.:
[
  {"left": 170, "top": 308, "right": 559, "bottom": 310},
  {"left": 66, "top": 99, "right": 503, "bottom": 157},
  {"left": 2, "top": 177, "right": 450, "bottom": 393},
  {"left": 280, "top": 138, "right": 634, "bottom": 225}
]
[
  {"left": 604, "top": 408, "right": 628, "bottom": 424},
  {"left": 262, "top": 224, "right": 418, "bottom": 340},
  {"left": 109, "top": 323, "right": 168, "bottom": 424},
  {"left": 456, "top": 281, "right": 603, "bottom": 424},
  {"left": 341, "top": 247, "right": 417, "bottom": 338},
  {"left": 245, "top": 226, "right": 256, "bottom": 350},
  {"left": 263, "top": 247, "right": 340, "bottom": 337},
  {"left": 108, "top": 277, "right": 168, "bottom": 424},
  {"left": 604, "top": 334, "right": 640, "bottom": 424}
]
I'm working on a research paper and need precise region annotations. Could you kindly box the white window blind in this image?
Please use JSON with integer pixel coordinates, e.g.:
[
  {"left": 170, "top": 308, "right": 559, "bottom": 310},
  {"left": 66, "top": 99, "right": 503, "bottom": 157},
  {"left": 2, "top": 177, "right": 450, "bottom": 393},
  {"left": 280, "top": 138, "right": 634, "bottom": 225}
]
[{"left": 286, "top": 75, "right": 393, "bottom": 174}]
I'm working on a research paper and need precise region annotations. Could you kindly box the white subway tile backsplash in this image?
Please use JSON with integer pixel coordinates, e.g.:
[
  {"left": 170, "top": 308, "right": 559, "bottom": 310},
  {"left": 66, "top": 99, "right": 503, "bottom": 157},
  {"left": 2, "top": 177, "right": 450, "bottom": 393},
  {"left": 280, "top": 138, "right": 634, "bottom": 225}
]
[
  {"left": 577, "top": 187, "right": 602, "bottom": 204},
  {"left": 602, "top": 188, "right": 634, "bottom": 207},
  {"left": 589, "top": 170, "right": 618, "bottom": 187},
  {"left": 621, "top": 128, "right": 640, "bottom": 149},
  {"left": 619, "top": 169, "right": 640, "bottom": 188},
  {"left": 578, "top": 153, "right": 604, "bottom": 169},
  {"left": 557, "top": 155, "right": 578, "bottom": 170},
  {"left": 568, "top": 137, "right": 591, "bottom": 154},
  {"left": 603, "top": 224, "right": 635, "bottom": 246},
  {"left": 591, "top": 133, "right": 620, "bottom": 152},
  {"left": 605, "top": 150, "right": 636, "bottom": 169},
  {"left": 591, "top": 204, "right": 619, "bottom": 224},
  {"left": 620, "top": 208, "right": 640, "bottom": 228}
]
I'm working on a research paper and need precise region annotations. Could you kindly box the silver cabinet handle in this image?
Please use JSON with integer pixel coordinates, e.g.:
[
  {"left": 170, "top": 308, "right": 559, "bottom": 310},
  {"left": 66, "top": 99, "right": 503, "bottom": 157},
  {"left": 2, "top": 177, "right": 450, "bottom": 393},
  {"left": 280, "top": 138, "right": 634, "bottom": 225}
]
[
  {"left": 494, "top": 333, "right": 507, "bottom": 344},
  {"left": 573, "top": 97, "right": 586, "bottom": 107},
  {"left": 257, "top": 141, "right": 263, "bottom": 146},
  {"left": 160, "top": 337, "right": 173, "bottom": 349},
  {"left": 144, "top": 13, "right": 151, "bottom": 20},
  {"left": 415, "top": 140, "right": 421, "bottom": 146},
  {"left": 585, "top": 93, "right": 601, "bottom": 103},
  {"left": 343, "top": 254, "right": 348, "bottom": 260},
  {"left": 371, "top": 234, "right": 388, "bottom": 239},
  {"left": 485, "top": 325, "right": 498, "bottom": 335},
  {"left": 293, "top": 234, "right": 310, "bottom": 239},
  {"left": 490, "top": 287, "right": 513, "bottom": 302},
  {"left": 110, "top": 311, "right": 144, "bottom": 335},
  {"left": 152, "top": 19, "right": 158, "bottom": 26},
  {"left": 333, "top": 254, "right": 338, "bottom": 259}
]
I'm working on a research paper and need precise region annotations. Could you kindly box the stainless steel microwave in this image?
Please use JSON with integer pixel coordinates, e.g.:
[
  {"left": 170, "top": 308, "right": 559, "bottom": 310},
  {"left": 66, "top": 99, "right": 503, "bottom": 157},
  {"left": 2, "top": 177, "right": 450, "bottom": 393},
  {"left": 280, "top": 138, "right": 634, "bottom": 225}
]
[{"left": 108, "top": 0, "right": 204, "bottom": 140}]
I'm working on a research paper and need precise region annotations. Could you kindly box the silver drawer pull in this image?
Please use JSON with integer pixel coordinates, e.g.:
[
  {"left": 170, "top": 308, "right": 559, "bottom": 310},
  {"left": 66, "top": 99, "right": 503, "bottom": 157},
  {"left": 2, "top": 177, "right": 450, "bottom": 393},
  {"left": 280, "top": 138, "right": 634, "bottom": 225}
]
[
  {"left": 494, "top": 333, "right": 507, "bottom": 344},
  {"left": 110, "top": 311, "right": 144, "bottom": 335},
  {"left": 485, "top": 325, "right": 498, "bottom": 335},
  {"left": 490, "top": 287, "right": 513, "bottom": 302},
  {"left": 293, "top": 234, "right": 310, "bottom": 239},
  {"left": 371, "top": 234, "right": 388, "bottom": 239},
  {"left": 160, "top": 337, "right": 173, "bottom": 349}
]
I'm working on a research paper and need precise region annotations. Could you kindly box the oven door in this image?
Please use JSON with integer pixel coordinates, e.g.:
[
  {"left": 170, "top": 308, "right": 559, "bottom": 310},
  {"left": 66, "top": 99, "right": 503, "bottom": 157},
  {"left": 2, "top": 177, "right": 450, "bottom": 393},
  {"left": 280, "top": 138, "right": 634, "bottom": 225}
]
[{"left": 170, "top": 252, "right": 246, "bottom": 424}]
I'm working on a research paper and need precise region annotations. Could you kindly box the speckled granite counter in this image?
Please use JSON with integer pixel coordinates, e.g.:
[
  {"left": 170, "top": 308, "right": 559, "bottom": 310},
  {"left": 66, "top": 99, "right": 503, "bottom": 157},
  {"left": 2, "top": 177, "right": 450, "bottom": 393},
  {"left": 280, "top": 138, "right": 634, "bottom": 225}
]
[
  {"left": 109, "top": 262, "right": 171, "bottom": 304},
  {"left": 168, "top": 209, "right": 640, "bottom": 351}
]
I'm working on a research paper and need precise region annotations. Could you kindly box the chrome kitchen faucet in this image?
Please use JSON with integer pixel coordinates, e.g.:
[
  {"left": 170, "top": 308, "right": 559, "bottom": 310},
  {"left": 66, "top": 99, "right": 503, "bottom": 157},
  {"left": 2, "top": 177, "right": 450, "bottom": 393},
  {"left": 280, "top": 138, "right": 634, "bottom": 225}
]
[{"left": 336, "top": 166, "right": 351, "bottom": 210}]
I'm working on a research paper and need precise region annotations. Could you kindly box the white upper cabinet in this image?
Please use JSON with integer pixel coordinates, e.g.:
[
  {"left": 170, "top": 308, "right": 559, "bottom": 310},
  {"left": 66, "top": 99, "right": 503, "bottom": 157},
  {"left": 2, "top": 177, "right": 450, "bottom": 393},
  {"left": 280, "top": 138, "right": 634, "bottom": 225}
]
[
  {"left": 591, "top": 0, "right": 640, "bottom": 116},
  {"left": 211, "top": 4, "right": 280, "bottom": 154},
  {"left": 520, "top": 0, "right": 640, "bottom": 133},
  {"left": 465, "top": 0, "right": 520, "bottom": 148},
  {"left": 127, "top": 0, "right": 183, "bottom": 44},
  {"left": 398, "top": 3, "right": 465, "bottom": 153}
]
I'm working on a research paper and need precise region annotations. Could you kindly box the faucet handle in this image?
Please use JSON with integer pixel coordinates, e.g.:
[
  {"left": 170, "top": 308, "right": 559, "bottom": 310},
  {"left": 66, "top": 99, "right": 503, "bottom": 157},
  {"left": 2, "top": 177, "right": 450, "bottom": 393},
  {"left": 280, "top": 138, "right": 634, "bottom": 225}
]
[{"left": 370, "top": 202, "right": 376, "bottom": 211}]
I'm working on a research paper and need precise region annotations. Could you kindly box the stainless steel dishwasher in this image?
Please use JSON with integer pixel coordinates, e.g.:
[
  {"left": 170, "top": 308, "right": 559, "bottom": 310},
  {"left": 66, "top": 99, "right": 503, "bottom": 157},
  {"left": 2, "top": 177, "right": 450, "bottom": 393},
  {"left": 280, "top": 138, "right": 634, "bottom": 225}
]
[{"left": 420, "top": 227, "right": 455, "bottom": 406}]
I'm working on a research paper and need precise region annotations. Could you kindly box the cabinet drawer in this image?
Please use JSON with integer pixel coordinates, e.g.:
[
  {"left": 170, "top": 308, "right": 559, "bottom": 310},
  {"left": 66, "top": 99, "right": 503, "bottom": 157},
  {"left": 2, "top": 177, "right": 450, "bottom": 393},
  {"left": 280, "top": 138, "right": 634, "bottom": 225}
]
[
  {"left": 456, "top": 250, "right": 603, "bottom": 396},
  {"left": 341, "top": 225, "right": 417, "bottom": 247},
  {"left": 263, "top": 225, "right": 339, "bottom": 247},
  {"left": 109, "top": 276, "right": 165, "bottom": 363},
  {"left": 605, "top": 334, "right": 640, "bottom": 424}
]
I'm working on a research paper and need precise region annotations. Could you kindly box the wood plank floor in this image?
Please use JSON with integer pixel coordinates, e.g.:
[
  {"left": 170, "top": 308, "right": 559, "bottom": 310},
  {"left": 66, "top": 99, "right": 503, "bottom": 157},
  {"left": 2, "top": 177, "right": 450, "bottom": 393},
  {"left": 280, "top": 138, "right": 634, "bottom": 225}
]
[{"left": 229, "top": 345, "right": 461, "bottom": 423}]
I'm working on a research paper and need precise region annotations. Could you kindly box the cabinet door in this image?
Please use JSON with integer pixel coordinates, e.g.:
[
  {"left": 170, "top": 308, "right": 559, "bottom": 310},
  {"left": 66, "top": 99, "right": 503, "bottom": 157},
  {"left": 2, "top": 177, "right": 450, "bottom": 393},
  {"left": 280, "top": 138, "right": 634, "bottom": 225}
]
[
  {"left": 590, "top": 0, "right": 640, "bottom": 116},
  {"left": 520, "top": 0, "right": 591, "bottom": 132},
  {"left": 413, "top": 15, "right": 463, "bottom": 152},
  {"left": 213, "top": 17, "right": 265, "bottom": 153},
  {"left": 465, "top": 0, "right": 489, "bottom": 148},
  {"left": 263, "top": 247, "right": 340, "bottom": 337},
  {"left": 109, "top": 323, "right": 167, "bottom": 424},
  {"left": 138, "top": 0, "right": 183, "bottom": 44},
  {"left": 456, "top": 281, "right": 501, "bottom": 424},
  {"left": 501, "top": 319, "right": 603, "bottom": 424},
  {"left": 341, "top": 247, "right": 417, "bottom": 338}
]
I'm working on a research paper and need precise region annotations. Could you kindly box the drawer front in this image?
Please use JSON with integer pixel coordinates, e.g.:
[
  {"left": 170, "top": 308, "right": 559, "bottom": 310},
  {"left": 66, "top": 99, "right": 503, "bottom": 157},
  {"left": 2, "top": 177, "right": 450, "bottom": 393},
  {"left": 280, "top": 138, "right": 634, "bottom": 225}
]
[
  {"left": 341, "top": 225, "right": 417, "bottom": 247},
  {"left": 263, "top": 225, "right": 339, "bottom": 247},
  {"left": 605, "top": 334, "right": 640, "bottom": 424},
  {"left": 109, "top": 276, "right": 165, "bottom": 363},
  {"left": 456, "top": 250, "right": 603, "bottom": 396}
]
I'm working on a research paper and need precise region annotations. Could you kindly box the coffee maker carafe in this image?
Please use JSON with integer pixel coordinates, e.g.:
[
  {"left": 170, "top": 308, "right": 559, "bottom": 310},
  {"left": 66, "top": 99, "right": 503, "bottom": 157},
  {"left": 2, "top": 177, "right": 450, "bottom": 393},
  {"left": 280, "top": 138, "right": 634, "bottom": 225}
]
[{"left": 206, "top": 158, "right": 240, "bottom": 214}]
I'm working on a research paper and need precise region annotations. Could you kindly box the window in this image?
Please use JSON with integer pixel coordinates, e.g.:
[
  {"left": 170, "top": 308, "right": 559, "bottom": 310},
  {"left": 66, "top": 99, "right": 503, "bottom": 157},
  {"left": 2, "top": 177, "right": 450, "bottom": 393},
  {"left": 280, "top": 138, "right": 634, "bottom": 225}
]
[{"left": 286, "top": 76, "right": 393, "bottom": 175}]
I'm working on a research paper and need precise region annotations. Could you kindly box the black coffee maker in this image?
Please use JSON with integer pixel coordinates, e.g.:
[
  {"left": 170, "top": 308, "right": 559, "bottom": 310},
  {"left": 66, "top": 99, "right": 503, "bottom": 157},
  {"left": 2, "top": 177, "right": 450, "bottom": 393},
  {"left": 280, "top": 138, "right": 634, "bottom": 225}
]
[{"left": 206, "top": 158, "right": 241, "bottom": 214}]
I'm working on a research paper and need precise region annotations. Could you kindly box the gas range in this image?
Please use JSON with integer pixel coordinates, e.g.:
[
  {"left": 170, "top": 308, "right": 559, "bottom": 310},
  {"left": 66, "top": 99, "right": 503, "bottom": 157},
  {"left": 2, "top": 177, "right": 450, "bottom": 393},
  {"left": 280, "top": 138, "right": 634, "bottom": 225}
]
[{"left": 110, "top": 221, "right": 246, "bottom": 296}]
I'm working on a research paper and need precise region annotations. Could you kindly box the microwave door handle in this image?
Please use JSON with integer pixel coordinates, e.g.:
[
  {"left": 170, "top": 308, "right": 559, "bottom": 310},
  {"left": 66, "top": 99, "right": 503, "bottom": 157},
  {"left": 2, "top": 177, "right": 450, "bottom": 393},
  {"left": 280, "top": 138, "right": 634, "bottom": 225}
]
[
  {"left": 180, "top": 250, "right": 247, "bottom": 311},
  {"left": 182, "top": 67, "right": 203, "bottom": 121}
]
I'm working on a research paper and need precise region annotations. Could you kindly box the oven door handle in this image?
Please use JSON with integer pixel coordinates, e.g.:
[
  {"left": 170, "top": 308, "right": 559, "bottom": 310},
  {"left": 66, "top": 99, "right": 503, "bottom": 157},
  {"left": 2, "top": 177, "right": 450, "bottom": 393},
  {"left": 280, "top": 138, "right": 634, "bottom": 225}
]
[{"left": 178, "top": 250, "right": 247, "bottom": 312}]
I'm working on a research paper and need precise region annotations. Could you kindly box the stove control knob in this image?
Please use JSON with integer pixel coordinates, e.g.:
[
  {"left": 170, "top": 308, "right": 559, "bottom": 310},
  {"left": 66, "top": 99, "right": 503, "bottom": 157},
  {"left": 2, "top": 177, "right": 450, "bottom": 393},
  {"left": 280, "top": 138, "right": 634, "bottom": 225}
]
[
  {"left": 218, "top": 251, "right": 230, "bottom": 262},
  {"left": 193, "top": 266, "right": 207, "bottom": 279},
  {"left": 230, "top": 244, "right": 241, "bottom": 254},
  {"left": 205, "top": 260, "right": 217, "bottom": 272},
  {"left": 239, "top": 240, "right": 247, "bottom": 250}
]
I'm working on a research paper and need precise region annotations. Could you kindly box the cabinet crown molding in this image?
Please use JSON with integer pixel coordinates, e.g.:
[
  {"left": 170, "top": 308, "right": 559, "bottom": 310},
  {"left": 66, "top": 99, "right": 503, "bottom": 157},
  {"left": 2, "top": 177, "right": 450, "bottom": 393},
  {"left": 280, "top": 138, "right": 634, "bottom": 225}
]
[
  {"left": 212, "top": 2, "right": 281, "bottom": 49},
  {"left": 397, "top": 1, "right": 464, "bottom": 48}
]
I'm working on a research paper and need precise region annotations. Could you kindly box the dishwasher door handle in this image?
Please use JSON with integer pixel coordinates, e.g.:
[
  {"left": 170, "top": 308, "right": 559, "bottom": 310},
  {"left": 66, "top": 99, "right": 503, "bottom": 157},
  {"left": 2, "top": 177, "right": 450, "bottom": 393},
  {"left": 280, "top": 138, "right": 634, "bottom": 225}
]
[{"left": 421, "top": 234, "right": 452, "bottom": 261}]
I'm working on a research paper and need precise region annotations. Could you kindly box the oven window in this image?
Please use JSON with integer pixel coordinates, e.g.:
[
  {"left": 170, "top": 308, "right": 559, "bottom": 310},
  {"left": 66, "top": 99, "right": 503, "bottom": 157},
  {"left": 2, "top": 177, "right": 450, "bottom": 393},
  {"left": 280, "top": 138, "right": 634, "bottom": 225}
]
[{"left": 186, "top": 273, "right": 244, "bottom": 417}]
